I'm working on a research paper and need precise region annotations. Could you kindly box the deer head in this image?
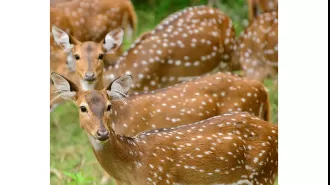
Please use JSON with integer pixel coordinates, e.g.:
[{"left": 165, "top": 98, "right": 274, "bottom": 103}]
[
  {"left": 52, "top": 26, "right": 124, "bottom": 91},
  {"left": 51, "top": 72, "right": 132, "bottom": 143}
]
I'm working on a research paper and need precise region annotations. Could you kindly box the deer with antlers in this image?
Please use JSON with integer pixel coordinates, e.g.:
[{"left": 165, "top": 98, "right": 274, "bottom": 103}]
[
  {"left": 232, "top": 11, "right": 278, "bottom": 85},
  {"left": 51, "top": 72, "right": 278, "bottom": 185},
  {"left": 52, "top": 5, "right": 237, "bottom": 94}
]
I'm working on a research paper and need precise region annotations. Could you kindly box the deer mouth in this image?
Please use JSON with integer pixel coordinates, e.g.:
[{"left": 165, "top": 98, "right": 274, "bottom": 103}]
[
  {"left": 84, "top": 77, "right": 97, "bottom": 83},
  {"left": 95, "top": 128, "right": 110, "bottom": 142},
  {"left": 89, "top": 134, "right": 109, "bottom": 143},
  {"left": 96, "top": 134, "right": 109, "bottom": 141}
]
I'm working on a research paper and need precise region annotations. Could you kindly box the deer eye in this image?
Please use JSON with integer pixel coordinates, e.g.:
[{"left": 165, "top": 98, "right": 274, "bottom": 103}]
[
  {"left": 98, "top": 54, "right": 104, "bottom": 60},
  {"left": 74, "top": 54, "right": 80, "bottom": 60},
  {"left": 106, "top": 105, "right": 111, "bottom": 111},
  {"left": 79, "top": 106, "right": 87, "bottom": 113}
]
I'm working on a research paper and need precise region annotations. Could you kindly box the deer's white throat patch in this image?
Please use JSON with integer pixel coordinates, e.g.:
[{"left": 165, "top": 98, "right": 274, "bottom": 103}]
[
  {"left": 88, "top": 135, "right": 106, "bottom": 151},
  {"left": 80, "top": 80, "right": 96, "bottom": 91}
]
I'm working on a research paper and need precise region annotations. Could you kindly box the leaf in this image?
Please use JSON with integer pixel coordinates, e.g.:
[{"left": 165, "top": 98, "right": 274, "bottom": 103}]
[
  {"left": 63, "top": 172, "right": 78, "bottom": 181},
  {"left": 76, "top": 173, "right": 85, "bottom": 182}
]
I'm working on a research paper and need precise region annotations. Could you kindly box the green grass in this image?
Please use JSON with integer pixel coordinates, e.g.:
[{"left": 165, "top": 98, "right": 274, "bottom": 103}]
[{"left": 50, "top": 1, "right": 278, "bottom": 184}]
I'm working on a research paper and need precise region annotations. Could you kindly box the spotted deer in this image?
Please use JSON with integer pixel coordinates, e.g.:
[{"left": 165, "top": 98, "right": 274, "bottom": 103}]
[
  {"left": 50, "top": 25, "right": 123, "bottom": 111},
  {"left": 50, "top": 0, "right": 138, "bottom": 108},
  {"left": 247, "top": 0, "right": 278, "bottom": 22},
  {"left": 233, "top": 11, "right": 278, "bottom": 85},
  {"left": 109, "top": 72, "right": 271, "bottom": 136},
  {"left": 52, "top": 26, "right": 124, "bottom": 92},
  {"left": 52, "top": 5, "right": 237, "bottom": 93},
  {"left": 51, "top": 73, "right": 278, "bottom": 185},
  {"left": 52, "top": 71, "right": 271, "bottom": 135},
  {"left": 50, "top": 0, "right": 137, "bottom": 70}
]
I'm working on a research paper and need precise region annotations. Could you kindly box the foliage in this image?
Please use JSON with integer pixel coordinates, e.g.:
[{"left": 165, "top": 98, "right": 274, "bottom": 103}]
[{"left": 63, "top": 172, "right": 93, "bottom": 185}]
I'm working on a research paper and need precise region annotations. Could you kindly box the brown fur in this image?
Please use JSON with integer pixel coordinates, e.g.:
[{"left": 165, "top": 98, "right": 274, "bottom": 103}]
[
  {"left": 73, "top": 42, "right": 105, "bottom": 90},
  {"left": 103, "top": 6, "right": 237, "bottom": 93},
  {"left": 234, "top": 11, "right": 278, "bottom": 84},
  {"left": 107, "top": 72, "right": 271, "bottom": 137},
  {"left": 50, "top": 0, "right": 138, "bottom": 86},
  {"left": 52, "top": 72, "right": 276, "bottom": 184},
  {"left": 74, "top": 94, "right": 279, "bottom": 185}
]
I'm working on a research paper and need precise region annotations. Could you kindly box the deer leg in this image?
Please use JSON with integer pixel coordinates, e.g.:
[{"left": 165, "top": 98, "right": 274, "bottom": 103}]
[{"left": 125, "top": 24, "right": 134, "bottom": 43}]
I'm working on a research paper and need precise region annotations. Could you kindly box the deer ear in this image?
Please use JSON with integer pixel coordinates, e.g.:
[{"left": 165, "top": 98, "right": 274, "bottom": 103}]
[
  {"left": 51, "top": 72, "right": 80, "bottom": 100},
  {"left": 106, "top": 74, "right": 133, "bottom": 100},
  {"left": 103, "top": 27, "right": 124, "bottom": 53},
  {"left": 52, "top": 25, "right": 79, "bottom": 52}
]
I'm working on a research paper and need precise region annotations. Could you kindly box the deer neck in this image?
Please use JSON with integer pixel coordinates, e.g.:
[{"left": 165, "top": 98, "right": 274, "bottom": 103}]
[
  {"left": 88, "top": 127, "right": 144, "bottom": 183},
  {"left": 109, "top": 96, "right": 151, "bottom": 136},
  {"left": 94, "top": 75, "right": 104, "bottom": 90}
]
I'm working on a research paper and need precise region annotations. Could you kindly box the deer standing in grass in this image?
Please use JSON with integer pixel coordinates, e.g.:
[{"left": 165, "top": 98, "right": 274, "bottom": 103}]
[
  {"left": 232, "top": 11, "right": 278, "bottom": 85},
  {"left": 52, "top": 5, "right": 237, "bottom": 93},
  {"left": 51, "top": 71, "right": 272, "bottom": 182},
  {"left": 51, "top": 73, "right": 278, "bottom": 185}
]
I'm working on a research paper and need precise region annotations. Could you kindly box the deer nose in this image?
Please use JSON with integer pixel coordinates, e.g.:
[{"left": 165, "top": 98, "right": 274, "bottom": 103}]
[
  {"left": 96, "top": 129, "right": 109, "bottom": 141},
  {"left": 84, "top": 72, "right": 96, "bottom": 81}
]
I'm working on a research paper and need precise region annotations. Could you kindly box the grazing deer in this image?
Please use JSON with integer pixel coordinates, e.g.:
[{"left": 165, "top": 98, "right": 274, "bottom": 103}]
[
  {"left": 50, "top": 0, "right": 137, "bottom": 71},
  {"left": 51, "top": 0, "right": 137, "bottom": 42},
  {"left": 52, "top": 5, "right": 237, "bottom": 93},
  {"left": 247, "top": 0, "right": 278, "bottom": 22},
  {"left": 50, "top": 73, "right": 278, "bottom": 185},
  {"left": 233, "top": 11, "right": 278, "bottom": 85}
]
